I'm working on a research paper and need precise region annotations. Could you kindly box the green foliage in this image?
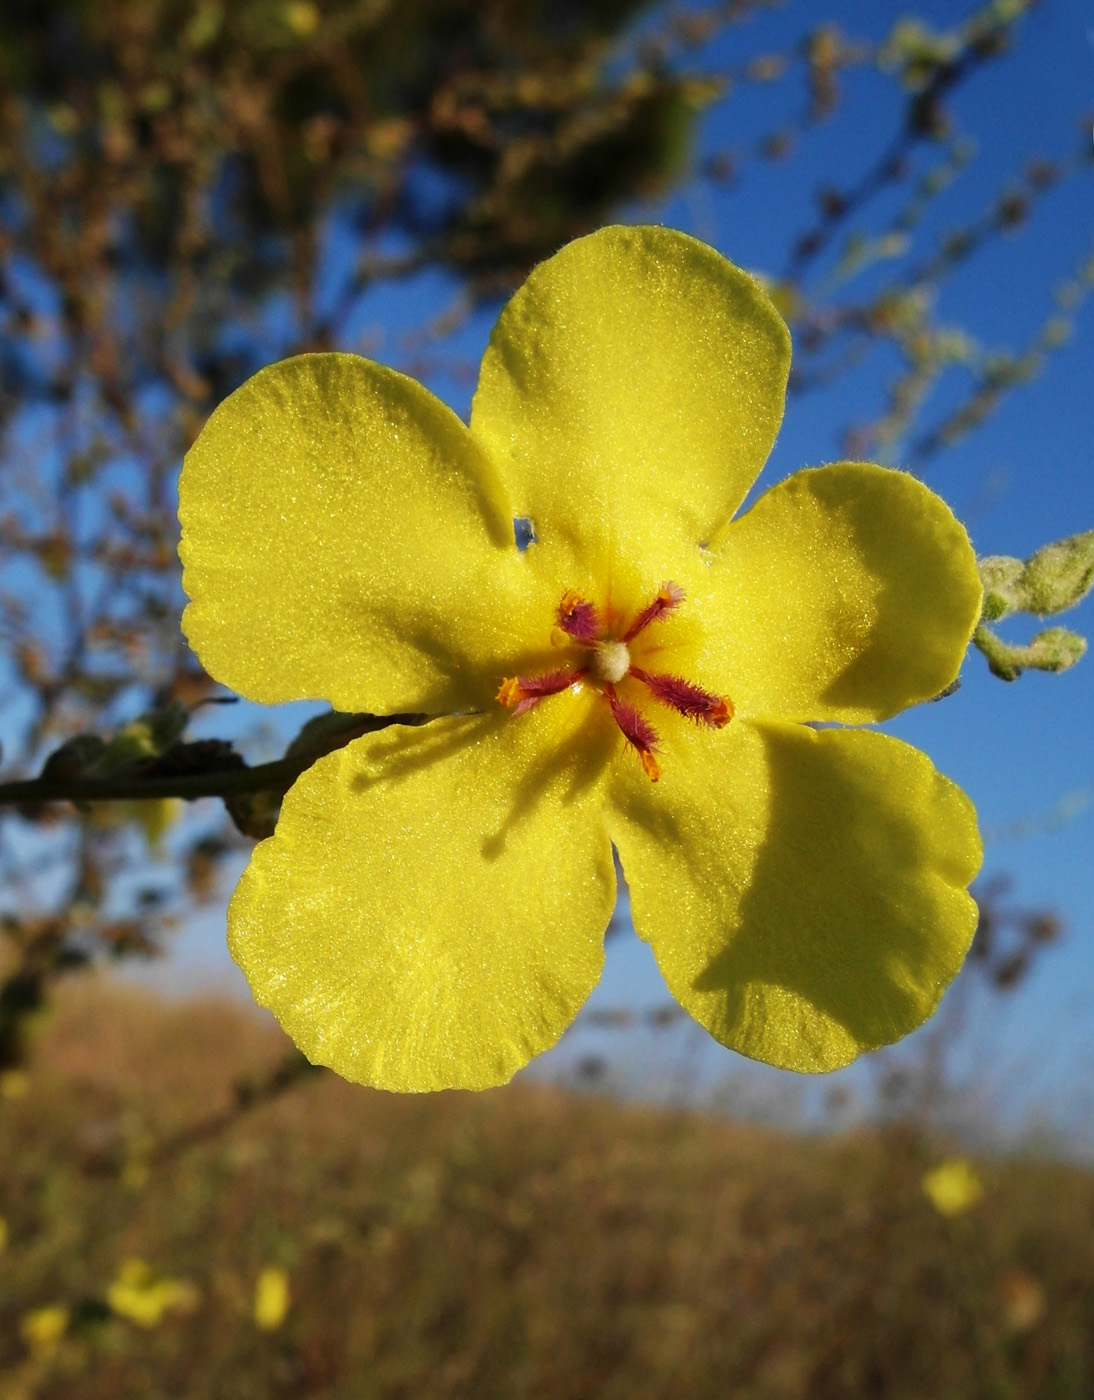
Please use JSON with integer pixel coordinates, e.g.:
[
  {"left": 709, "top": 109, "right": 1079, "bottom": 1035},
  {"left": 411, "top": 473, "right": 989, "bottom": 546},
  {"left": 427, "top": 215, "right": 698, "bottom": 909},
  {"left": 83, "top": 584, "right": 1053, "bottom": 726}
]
[
  {"left": 974, "top": 625, "right": 1086, "bottom": 683},
  {"left": 40, "top": 704, "right": 191, "bottom": 784},
  {"left": 975, "top": 530, "right": 1094, "bottom": 680},
  {"left": 979, "top": 530, "right": 1094, "bottom": 621}
]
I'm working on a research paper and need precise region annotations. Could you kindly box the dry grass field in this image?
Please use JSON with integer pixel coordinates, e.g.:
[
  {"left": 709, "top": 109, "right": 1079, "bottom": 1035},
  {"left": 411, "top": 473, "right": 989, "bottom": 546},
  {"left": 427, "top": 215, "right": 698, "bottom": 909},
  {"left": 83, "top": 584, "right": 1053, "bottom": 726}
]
[{"left": 2, "top": 983, "right": 1093, "bottom": 1400}]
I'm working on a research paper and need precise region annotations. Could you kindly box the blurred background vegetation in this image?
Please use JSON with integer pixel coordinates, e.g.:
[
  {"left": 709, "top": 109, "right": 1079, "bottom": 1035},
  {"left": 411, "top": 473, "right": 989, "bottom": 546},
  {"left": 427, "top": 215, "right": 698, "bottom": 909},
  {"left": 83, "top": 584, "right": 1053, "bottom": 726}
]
[{"left": 1, "top": 0, "right": 1092, "bottom": 1394}]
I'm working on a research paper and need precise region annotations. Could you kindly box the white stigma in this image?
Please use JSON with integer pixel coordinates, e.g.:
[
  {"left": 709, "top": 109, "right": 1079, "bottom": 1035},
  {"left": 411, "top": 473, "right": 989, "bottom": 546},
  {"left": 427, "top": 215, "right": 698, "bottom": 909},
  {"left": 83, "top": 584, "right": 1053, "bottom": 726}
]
[{"left": 591, "top": 640, "right": 630, "bottom": 685}]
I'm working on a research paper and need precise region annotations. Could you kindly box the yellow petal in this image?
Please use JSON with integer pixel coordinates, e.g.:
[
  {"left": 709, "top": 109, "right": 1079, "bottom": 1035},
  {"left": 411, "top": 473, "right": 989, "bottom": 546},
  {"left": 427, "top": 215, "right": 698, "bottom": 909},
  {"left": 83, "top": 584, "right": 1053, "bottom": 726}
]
[
  {"left": 254, "top": 1267, "right": 291, "bottom": 1331},
  {"left": 21, "top": 1305, "right": 69, "bottom": 1358},
  {"left": 180, "top": 353, "right": 547, "bottom": 713},
  {"left": 108, "top": 1268, "right": 198, "bottom": 1328},
  {"left": 228, "top": 700, "right": 616, "bottom": 1091},
  {"left": 470, "top": 225, "right": 790, "bottom": 594},
  {"left": 697, "top": 463, "right": 983, "bottom": 722},
  {"left": 607, "top": 716, "right": 981, "bottom": 1072}
]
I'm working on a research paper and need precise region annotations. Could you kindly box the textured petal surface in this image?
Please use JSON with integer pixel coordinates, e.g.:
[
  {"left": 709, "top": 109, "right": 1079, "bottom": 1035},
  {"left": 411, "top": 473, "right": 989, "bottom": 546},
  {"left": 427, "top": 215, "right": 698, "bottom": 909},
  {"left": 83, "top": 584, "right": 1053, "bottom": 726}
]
[
  {"left": 228, "top": 702, "right": 617, "bottom": 1091},
  {"left": 694, "top": 463, "right": 983, "bottom": 723},
  {"left": 470, "top": 225, "right": 791, "bottom": 599},
  {"left": 179, "top": 353, "right": 551, "bottom": 713},
  {"left": 607, "top": 715, "right": 981, "bottom": 1072}
]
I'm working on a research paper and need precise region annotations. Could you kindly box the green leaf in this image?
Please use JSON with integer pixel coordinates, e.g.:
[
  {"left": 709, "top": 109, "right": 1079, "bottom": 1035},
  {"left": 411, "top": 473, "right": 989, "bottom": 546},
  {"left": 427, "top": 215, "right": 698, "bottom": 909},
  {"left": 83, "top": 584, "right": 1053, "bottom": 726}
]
[
  {"left": 978, "top": 529, "right": 1094, "bottom": 620},
  {"left": 973, "top": 624, "right": 1087, "bottom": 681}
]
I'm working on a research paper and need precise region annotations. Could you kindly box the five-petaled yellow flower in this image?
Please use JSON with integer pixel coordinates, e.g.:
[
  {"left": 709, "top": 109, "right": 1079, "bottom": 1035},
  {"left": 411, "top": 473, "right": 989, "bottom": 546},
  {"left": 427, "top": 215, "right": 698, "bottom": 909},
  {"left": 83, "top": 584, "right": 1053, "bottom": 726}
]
[{"left": 179, "top": 225, "right": 983, "bottom": 1092}]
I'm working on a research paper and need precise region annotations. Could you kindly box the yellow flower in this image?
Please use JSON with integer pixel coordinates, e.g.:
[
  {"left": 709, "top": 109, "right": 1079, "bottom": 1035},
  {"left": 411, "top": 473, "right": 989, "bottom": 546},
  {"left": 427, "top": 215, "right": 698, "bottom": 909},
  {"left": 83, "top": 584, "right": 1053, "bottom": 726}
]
[
  {"left": 283, "top": 1, "right": 319, "bottom": 36},
  {"left": 253, "top": 1266, "right": 291, "bottom": 1331},
  {"left": 0, "top": 1215, "right": 8, "bottom": 1253},
  {"left": 178, "top": 225, "right": 982, "bottom": 1091},
  {"left": 20, "top": 1305, "right": 68, "bottom": 1359},
  {"left": 922, "top": 1157, "right": 984, "bottom": 1216},
  {"left": 107, "top": 1258, "right": 199, "bottom": 1328},
  {"left": 0, "top": 1069, "right": 28, "bottom": 1100}
]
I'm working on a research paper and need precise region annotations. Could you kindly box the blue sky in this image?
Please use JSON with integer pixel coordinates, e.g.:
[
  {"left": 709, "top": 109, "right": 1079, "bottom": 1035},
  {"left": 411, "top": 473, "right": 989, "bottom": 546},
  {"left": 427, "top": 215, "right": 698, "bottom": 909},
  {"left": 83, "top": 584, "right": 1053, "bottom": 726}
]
[{"left": 150, "top": 0, "right": 1094, "bottom": 1134}]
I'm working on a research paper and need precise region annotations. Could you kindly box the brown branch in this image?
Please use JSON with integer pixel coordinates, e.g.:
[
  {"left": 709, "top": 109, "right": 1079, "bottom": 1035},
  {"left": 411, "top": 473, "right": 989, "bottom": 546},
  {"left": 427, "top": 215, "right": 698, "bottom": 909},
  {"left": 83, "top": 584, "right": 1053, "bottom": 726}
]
[
  {"left": 75, "top": 1049, "right": 325, "bottom": 1176},
  {"left": 147, "top": 1050, "right": 323, "bottom": 1169},
  {"left": 0, "top": 713, "right": 431, "bottom": 811}
]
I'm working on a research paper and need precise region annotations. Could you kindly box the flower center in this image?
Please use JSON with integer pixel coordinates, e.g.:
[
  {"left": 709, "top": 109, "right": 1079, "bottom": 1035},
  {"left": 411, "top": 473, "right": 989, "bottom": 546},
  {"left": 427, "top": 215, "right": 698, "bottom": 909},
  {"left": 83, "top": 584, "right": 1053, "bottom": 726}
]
[
  {"left": 497, "top": 583, "right": 733, "bottom": 782},
  {"left": 590, "top": 639, "right": 630, "bottom": 684}
]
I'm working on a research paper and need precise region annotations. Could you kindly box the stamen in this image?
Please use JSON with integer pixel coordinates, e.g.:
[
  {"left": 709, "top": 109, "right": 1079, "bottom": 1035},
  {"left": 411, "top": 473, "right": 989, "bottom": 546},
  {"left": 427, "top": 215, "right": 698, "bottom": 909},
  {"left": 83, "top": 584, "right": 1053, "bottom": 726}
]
[
  {"left": 623, "top": 582, "right": 686, "bottom": 642},
  {"left": 497, "top": 668, "right": 583, "bottom": 715},
  {"left": 631, "top": 668, "right": 733, "bottom": 728},
  {"left": 498, "top": 581, "right": 730, "bottom": 779},
  {"left": 556, "top": 590, "right": 603, "bottom": 644},
  {"left": 606, "top": 687, "right": 662, "bottom": 782}
]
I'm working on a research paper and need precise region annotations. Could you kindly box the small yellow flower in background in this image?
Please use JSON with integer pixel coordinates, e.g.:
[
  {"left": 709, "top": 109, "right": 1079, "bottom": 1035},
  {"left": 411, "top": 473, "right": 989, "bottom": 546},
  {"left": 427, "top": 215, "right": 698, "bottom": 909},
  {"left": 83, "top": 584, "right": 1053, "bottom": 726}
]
[
  {"left": 923, "top": 1157, "right": 984, "bottom": 1216},
  {"left": 20, "top": 1306, "right": 68, "bottom": 1359},
  {"left": 253, "top": 1266, "right": 291, "bottom": 1331},
  {"left": 283, "top": 1, "right": 319, "bottom": 36},
  {"left": 179, "top": 224, "right": 983, "bottom": 1092},
  {"left": 0, "top": 1215, "right": 8, "bottom": 1253},
  {"left": 1, "top": 1070, "right": 29, "bottom": 1100},
  {"left": 107, "top": 1258, "right": 200, "bottom": 1328}
]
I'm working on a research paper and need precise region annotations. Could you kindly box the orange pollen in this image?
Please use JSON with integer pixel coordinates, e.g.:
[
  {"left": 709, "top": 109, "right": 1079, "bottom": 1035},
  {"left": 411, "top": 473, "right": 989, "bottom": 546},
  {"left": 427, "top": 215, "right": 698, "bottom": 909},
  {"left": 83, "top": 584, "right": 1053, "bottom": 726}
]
[
  {"left": 630, "top": 668, "right": 734, "bottom": 728},
  {"left": 556, "top": 589, "right": 603, "bottom": 643},
  {"left": 497, "top": 668, "right": 584, "bottom": 715},
  {"left": 605, "top": 686, "right": 662, "bottom": 782}
]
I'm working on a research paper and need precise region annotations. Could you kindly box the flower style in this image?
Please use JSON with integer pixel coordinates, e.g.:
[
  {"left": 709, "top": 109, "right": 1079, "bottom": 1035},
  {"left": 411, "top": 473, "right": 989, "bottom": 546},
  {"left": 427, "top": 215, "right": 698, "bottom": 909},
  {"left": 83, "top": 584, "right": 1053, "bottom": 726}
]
[{"left": 178, "top": 225, "right": 983, "bottom": 1092}]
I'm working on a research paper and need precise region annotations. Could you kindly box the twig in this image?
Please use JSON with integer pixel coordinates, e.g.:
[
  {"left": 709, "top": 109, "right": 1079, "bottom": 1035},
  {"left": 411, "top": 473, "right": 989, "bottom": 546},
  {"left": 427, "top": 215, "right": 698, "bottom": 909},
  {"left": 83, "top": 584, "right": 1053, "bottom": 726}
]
[
  {"left": 147, "top": 1051, "right": 323, "bottom": 1169},
  {"left": 0, "top": 713, "right": 430, "bottom": 810}
]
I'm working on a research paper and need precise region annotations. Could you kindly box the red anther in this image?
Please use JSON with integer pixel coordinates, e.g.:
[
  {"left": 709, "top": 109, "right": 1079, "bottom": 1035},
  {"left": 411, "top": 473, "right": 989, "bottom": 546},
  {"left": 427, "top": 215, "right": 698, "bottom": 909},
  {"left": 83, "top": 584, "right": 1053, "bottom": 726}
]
[
  {"left": 631, "top": 668, "right": 734, "bottom": 728},
  {"left": 497, "top": 668, "right": 584, "bottom": 715},
  {"left": 623, "top": 582, "right": 685, "bottom": 642},
  {"left": 556, "top": 589, "right": 603, "bottom": 644},
  {"left": 606, "top": 687, "right": 662, "bottom": 782}
]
